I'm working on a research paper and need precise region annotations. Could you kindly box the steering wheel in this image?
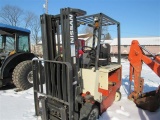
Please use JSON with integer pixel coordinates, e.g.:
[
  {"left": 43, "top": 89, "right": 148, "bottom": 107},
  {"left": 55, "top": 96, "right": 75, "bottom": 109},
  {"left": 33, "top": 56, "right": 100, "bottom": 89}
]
[
  {"left": 82, "top": 46, "right": 92, "bottom": 53},
  {"left": 82, "top": 46, "right": 96, "bottom": 59}
]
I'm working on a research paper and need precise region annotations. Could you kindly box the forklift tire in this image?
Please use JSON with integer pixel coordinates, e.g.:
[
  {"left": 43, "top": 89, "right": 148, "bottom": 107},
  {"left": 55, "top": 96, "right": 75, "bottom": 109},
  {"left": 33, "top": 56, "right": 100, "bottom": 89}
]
[
  {"left": 115, "top": 91, "right": 121, "bottom": 102},
  {"left": 79, "top": 103, "right": 99, "bottom": 120},
  {"left": 12, "top": 60, "right": 33, "bottom": 90}
]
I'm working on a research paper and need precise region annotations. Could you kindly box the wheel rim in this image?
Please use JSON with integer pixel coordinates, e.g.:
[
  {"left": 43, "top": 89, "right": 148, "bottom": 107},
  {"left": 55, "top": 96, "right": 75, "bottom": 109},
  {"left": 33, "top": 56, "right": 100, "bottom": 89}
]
[
  {"left": 27, "top": 71, "right": 33, "bottom": 83},
  {"left": 88, "top": 108, "right": 99, "bottom": 120},
  {"left": 115, "top": 92, "right": 120, "bottom": 101}
]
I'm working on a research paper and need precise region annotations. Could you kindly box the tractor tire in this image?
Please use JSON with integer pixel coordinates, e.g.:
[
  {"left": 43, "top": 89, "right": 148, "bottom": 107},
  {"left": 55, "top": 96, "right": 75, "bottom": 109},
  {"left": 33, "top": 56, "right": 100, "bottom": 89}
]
[
  {"left": 12, "top": 60, "right": 33, "bottom": 90},
  {"left": 115, "top": 91, "right": 121, "bottom": 102},
  {"left": 79, "top": 103, "right": 99, "bottom": 120}
]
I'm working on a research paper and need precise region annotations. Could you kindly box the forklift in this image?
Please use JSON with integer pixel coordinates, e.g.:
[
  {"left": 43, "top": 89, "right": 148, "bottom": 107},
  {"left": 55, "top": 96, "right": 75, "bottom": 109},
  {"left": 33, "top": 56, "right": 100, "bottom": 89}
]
[{"left": 33, "top": 8, "right": 121, "bottom": 120}]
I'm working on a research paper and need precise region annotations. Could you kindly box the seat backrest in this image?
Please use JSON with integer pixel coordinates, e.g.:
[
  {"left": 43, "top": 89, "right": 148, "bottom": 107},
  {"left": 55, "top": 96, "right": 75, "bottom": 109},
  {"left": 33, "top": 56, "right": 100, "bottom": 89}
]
[
  {"left": 99, "top": 43, "right": 110, "bottom": 58},
  {"left": 99, "top": 43, "right": 111, "bottom": 65}
]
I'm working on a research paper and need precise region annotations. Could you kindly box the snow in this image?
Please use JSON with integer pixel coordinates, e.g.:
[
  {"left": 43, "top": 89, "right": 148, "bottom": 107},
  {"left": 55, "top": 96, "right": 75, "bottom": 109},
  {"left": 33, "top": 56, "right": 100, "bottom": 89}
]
[{"left": 0, "top": 59, "right": 160, "bottom": 120}]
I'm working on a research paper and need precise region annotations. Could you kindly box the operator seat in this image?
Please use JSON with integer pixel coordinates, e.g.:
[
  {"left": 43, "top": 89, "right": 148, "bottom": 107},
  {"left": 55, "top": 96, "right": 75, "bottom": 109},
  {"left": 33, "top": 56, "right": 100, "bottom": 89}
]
[
  {"left": 81, "top": 43, "right": 111, "bottom": 68},
  {"left": 99, "top": 43, "right": 111, "bottom": 65}
]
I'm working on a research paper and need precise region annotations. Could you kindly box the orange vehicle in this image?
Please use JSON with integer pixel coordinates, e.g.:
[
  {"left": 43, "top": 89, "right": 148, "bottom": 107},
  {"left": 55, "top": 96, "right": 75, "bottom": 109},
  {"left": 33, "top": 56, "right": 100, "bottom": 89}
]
[{"left": 128, "top": 40, "right": 160, "bottom": 112}]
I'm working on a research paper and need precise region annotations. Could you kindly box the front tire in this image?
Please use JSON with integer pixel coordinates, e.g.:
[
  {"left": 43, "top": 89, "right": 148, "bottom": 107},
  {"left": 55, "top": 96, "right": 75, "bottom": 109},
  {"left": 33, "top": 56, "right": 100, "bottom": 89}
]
[
  {"left": 79, "top": 103, "right": 99, "bottom": 120},
  {"left": 12, "top": 60, "right": 33, "bottom": 90}
]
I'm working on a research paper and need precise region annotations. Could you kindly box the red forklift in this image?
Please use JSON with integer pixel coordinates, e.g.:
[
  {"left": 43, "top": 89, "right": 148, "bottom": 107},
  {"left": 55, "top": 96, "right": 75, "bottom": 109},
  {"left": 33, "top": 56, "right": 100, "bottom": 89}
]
[{"left": 33, "top": 8, "right": 122, "bottom": 120}]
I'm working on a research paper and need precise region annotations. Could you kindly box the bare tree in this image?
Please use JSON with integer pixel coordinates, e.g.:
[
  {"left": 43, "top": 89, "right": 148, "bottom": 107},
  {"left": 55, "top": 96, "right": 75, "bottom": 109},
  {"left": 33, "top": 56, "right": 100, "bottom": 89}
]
[
  {"left": 80, "top": 26, "right": 93, "bottom": 34},
  {"left": 23, "top": 11, "right": 35, "bottom": 28},
  {"left": 0, "top": 5, "right": 41, "bottom": 44},
  {"left": 105, "top": 32, "right": 112, "bottom": 40},
  {"left": 80, "top": 25, "right": 108, "bottom": 36},
  {"left": 23, "top": 12, "right": 41, "bottom": 44},
  {"left": 29, "top": 15, "right": 41, "bottom": 44},
  {"left": 0, "top": 5, "right": 23, "bottom": 26}
]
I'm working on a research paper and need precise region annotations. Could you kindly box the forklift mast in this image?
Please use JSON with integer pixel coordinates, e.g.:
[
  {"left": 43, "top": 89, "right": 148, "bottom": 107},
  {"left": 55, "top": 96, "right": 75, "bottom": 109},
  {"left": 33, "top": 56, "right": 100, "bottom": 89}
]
[
  {"left": 34, "top": 8, "right": 86, "bottom": 120},
  {"left": 40, "top": 8, "right": 86, "bottom": 78}
]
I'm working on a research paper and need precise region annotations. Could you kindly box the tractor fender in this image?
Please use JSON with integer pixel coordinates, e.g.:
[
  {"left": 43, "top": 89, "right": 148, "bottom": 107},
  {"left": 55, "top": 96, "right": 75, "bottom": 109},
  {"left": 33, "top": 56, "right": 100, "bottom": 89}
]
[{"left": 0, "top": 53, "right": 37, "bottom": 79}]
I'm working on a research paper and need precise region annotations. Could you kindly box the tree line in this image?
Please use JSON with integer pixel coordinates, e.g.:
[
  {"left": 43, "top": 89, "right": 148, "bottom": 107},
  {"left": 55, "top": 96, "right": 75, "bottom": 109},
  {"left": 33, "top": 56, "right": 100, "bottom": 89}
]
[
  {"left": 0, "top": 4, "right": 41, "bottom": 44},
  {"left": 0, "top": 4, "right": 112, "bottom": 45}
]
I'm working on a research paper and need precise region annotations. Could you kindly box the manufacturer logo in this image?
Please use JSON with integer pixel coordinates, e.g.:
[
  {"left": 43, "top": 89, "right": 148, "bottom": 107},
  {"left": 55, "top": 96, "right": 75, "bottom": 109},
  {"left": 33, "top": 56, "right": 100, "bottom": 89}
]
[{"left": 69, "top": 14, "right": 74, "bottom": 43}]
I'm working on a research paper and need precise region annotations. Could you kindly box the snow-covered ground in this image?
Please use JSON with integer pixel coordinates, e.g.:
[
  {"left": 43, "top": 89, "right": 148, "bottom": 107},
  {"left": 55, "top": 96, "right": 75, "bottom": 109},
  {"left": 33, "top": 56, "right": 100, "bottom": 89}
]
[{"left": 0, "top": 59, "right": 160, "bottom": 120}]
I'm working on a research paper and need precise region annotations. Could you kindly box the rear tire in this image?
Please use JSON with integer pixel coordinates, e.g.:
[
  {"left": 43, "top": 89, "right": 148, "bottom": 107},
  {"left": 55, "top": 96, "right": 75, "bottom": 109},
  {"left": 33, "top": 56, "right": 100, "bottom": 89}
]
[
  {"left": 115, "top": 91, "right": 121, "bottom": 102},
  {"left": 12, "top": 60, "right": 33, "bottom": 90},
  {"left": 79, "top": 103, "right": 99, "bottom": 120}
]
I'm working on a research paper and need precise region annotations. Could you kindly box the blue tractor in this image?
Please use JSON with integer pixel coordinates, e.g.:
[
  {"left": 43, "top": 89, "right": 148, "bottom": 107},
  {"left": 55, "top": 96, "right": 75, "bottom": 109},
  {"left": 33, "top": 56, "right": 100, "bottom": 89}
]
[{"left": 0, "top": 23, "right": 36, "bottom": 90}]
